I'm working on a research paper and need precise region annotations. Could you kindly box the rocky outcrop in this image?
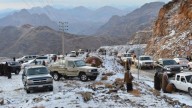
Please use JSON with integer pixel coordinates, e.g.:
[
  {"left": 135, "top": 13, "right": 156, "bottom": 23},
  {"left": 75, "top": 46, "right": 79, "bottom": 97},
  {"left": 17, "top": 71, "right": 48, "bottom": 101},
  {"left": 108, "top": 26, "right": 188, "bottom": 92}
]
[{"left": 145, "top": 0, "right": 192, "bottom": 59}]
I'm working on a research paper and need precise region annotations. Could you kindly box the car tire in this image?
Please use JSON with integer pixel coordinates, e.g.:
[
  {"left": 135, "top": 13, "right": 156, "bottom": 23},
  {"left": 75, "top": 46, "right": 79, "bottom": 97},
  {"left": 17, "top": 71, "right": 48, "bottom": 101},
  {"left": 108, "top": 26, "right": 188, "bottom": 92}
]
[
  {"left": 89, "top": 76, "right": 97, "bottom": 81},
  {"left": 188, "top": 88, "right": 192, "bottom": 97},
  {"left": 26, "top": 89, "right": 30, "bottom": 94},
  {"left": 49, "top": 86, "right": 53, "bottom": 91},
  {"left": 53, "top": 72, "right": 60, "bottom": 81},
  {"left": 79, "top": 73, "right": 88, "bottom": 82},
  {"left": 15, "top": 69, "right": 20, "bottom": 75}
]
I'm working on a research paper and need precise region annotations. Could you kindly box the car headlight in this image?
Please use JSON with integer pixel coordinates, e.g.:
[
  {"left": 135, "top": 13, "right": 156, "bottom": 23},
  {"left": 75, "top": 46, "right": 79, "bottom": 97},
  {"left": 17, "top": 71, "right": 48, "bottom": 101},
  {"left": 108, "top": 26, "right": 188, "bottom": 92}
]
[
  {"left": 47, "top": 78, "right": 53, "bottom": 82},
  {"left": 180, "top": 67, "right": 183, "bottom": 70},
  {"left": 27, "top": 79, "right": 33, "bottom": 84},
  {"left": 88, "top": 70, "right": 92, "bottom": 72},
  {"left": 166, "top": 67, "right": 170, "bottom": 71}
]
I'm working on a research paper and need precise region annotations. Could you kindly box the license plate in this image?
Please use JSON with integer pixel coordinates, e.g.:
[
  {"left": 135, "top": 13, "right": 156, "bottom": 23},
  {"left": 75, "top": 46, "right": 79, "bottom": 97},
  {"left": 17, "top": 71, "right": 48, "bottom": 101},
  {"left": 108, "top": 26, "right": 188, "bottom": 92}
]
[{"left": 38, "top": 85, "right": 43, "bottom": 88}]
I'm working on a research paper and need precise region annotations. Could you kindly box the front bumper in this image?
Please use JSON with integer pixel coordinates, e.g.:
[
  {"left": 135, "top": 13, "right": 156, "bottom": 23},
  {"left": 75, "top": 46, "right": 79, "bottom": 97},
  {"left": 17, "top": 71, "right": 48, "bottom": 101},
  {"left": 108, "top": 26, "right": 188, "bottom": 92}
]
[
  {"left": 26, "top": 83, "right": 53, "bottom": 90},
  {"left": 86, "top": 72, "right": 99, "bottom": 76}
]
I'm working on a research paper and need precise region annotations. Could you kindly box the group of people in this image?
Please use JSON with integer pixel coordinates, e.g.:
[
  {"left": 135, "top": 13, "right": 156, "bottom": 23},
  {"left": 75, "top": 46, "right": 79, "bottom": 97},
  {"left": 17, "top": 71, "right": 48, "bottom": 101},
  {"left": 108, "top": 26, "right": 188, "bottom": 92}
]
[
  {"left": 0, "top": 62, "right": 12, "bottom": 79},
  {"left": 154, "top": 71, "right": 173, "bottom": 93}
]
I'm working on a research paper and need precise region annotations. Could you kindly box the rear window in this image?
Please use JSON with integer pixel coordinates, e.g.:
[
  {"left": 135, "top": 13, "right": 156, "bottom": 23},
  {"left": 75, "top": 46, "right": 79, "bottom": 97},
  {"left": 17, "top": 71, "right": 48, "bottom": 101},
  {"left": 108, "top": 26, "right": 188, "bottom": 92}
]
[{"left": 36, "top": 56, "right": 48, "bottom": 59}]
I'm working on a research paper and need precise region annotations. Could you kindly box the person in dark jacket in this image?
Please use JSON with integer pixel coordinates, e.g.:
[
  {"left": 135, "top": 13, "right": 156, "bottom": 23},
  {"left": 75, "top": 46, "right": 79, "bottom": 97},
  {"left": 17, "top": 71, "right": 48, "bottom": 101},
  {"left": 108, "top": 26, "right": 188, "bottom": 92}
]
[
  {"left": 154, "top": 72, "right": 161, "bottom": 91},
  {"left": 4, "top": 62, "right": 8, "bottom": 76},
  {"left": 0, "top": 64, "right": 3, "bottom": 76},
  {"left": 42, "top": 60, "right": 46, "bottom": 66},
  {"left": 124, "top": 70, "right": 133, "bottom": 92},
  {"left": 7, "top": 64, "right": 12, "bottom": 79}
]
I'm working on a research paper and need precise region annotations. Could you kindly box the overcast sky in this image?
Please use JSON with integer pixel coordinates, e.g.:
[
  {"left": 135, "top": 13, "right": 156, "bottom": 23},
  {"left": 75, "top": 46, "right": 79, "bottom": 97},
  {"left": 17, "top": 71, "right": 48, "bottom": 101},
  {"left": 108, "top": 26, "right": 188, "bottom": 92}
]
[{"left": 0, "top": 0, "right": 171, "bottom": 10}]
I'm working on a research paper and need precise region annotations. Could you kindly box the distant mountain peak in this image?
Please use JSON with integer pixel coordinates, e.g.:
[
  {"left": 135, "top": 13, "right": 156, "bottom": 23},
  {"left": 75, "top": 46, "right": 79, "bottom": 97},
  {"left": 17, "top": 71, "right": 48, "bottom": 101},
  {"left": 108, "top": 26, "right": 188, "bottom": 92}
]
[{"left": 21, "top": 24, "right": 34, "bottom": 29}]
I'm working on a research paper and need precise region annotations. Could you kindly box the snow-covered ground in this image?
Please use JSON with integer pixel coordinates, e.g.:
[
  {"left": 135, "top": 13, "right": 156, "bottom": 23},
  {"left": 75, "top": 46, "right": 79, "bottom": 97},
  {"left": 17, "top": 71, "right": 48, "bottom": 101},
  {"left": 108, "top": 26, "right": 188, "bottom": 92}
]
[{"left": 0, "top": 54, "right": 192, "bottom": 108}]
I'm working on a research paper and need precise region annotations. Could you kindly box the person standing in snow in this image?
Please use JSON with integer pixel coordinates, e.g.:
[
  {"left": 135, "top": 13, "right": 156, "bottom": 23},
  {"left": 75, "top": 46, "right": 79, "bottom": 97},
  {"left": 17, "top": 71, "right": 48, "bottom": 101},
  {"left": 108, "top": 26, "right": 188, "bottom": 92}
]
[
  {"left": 124, "top": 70, "right": 133, "bottom": 92},
  {"left": 42, "top": 60, "right": 46, "bottom": 66},
  {"left": 154, "top": 72, "right": 161, "bottom": 91},
  {"left": 162, "top": 72, "right": 169, "bottom": 93}
]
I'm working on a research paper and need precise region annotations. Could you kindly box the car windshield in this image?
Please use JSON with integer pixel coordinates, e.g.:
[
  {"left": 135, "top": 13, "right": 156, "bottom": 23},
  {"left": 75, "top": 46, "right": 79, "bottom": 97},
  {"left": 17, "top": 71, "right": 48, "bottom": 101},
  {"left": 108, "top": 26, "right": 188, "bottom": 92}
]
[
  {"left": 140, "top": 57, "right": 151, "bottom": 60},
  {"left": 74, "top": 60, "right": 86, "bottom": 67},
  {"left": 124, "top": 54, "right": 131, "bottom": 57},
  {"left": 163, "top": 60, "right": 177, "bottom": 65},
  {"left": 27, "top": 67, "right": 48, "bottom": 76},
  {"left": 186, "top": 75, "right": 192, "bottom": 83}
]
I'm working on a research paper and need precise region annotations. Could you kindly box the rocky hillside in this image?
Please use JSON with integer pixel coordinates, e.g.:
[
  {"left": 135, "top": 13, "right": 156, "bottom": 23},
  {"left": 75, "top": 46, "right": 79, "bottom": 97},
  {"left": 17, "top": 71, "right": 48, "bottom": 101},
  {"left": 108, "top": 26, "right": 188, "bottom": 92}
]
[
  {"left": 145, "top": 0, "right": 192, "bottom": 59},
  {"left": 95, "top": 2, "right": 164, "bottom": 37},
  {"left": 0, "top": 25, "right": 127, "bottom": 57}
]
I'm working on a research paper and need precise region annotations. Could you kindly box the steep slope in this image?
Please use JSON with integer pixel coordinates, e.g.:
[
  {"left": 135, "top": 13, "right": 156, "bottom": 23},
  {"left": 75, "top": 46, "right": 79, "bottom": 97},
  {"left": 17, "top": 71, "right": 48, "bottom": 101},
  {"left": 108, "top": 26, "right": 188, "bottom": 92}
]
[
  {"left": 95, "top": 2, "right": 165, "bottom": 37},
  {"left": 0, "top": 9, "right": 58, "bottom": 30},
  {"left": 145, "top": 0, "right": 192, "bottom": 59}
]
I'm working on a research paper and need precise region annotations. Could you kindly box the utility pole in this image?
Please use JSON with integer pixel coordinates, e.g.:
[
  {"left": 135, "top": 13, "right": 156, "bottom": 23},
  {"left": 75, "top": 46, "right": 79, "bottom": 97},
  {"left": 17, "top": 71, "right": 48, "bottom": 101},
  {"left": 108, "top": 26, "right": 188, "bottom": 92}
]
[{"left": 59, "top": 21, "right": 68, "bottom": 56}]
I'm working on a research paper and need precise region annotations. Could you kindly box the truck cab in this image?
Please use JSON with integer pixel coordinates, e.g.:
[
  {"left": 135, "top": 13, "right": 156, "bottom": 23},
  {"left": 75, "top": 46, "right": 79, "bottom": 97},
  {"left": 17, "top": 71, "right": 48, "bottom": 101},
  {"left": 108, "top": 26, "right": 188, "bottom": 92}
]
[{"left": 170, "top": 72, "right": 192, "bottom": 96}]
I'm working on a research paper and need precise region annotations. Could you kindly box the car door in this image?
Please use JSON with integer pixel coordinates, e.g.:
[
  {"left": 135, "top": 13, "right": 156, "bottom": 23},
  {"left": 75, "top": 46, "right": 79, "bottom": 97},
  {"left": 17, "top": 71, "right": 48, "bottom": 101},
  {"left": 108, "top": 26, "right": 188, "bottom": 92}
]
[
  {"left": 66, "top": 61, "right": 77, "bottom": 76},
  {"left": 180, "top": 76, "right": 188, "bottom": 91}
]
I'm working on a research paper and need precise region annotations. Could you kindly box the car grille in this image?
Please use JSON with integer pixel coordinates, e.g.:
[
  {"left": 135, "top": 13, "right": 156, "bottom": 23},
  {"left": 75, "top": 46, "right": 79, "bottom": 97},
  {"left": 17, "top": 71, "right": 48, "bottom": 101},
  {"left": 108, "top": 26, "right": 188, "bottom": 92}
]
[
  {"left": 170, "top": 67, "right": 180, "bottom": 71},
  {"left": 145, "top": 62, "right": 152, "bottom": 65},
  {"left": 29, "top": 77, "right": 52, "bottom": 85}
]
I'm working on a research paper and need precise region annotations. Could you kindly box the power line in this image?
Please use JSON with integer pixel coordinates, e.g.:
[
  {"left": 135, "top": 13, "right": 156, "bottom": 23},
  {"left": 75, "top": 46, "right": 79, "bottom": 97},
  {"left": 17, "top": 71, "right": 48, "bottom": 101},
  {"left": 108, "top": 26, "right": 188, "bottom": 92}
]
[{"left": 59, "top": 22, "right": 68, "bottom": 55}]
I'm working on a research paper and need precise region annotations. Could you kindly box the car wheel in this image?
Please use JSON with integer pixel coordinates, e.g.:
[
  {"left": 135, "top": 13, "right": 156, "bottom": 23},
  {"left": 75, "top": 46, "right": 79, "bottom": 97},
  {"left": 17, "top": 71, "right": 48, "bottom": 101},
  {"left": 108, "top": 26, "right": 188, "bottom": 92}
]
[
  {"left": 15, "top": 70, "right": 20, "bottom": 75},
  {"left": 53, "top": 72, "right": 60, "bottom": 81},
  {"left": 26, "top": 89, "right": 30, "bottom": 94},
  {"left": 79, "top": 73, "right": 88, "bottom": 82},
  {"left": 89, "top": 76, "right": 97, "bottom": 81},
  {"left": 49, "top": 86, "right": 53, "bottom": 91},
  {"left": 188, "top": 88, "right": 192, "bottom": 97}
]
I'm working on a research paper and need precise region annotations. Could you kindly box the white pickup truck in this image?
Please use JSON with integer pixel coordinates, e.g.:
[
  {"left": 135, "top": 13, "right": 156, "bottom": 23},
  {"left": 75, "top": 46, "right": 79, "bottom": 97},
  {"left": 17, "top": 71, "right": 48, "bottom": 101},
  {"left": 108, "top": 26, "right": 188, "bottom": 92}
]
[
  {"left": 134, "top": 55, "right": 154, "bottom": 69},
  {"left": 170, "top": 72, "right": 192, "bottom": 96}
]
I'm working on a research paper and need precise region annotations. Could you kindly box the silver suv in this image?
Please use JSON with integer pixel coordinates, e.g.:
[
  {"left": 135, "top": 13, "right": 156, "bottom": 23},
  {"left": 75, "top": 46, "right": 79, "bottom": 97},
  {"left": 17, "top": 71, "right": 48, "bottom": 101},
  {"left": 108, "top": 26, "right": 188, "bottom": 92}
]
[{"left": 22, "top": 65, "right": 53, "bottom": 93}]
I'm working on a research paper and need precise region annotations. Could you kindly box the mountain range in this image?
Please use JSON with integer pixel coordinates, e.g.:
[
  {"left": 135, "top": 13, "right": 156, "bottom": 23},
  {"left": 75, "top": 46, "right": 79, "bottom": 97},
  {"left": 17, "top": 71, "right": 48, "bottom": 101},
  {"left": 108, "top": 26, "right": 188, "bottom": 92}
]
[
  {"left": 0, "top": 25, "right": 127, "bottom": 57},
  {"left": 0, "top": 6, "right": 129, "bottom": 35},
  {"left": 95, "top": 2, "right": 165, "bottom": 38}
]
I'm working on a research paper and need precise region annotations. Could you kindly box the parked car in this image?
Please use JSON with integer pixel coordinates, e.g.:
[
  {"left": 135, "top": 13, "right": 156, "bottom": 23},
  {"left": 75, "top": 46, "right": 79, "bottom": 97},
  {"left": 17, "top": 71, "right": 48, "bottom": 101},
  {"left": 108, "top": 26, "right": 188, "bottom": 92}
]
[
  {"left": 121, "top": 53, "right": 132, "bottom": 62},
  {"left": 48, "top": 58, "right": 99, "bottom": 81},
  {"left": 21, "top": 59, "right": 42, "bottom": 69},
  {"left": 35, "top": 56, "right": 51, "bottom": 66},
  {"left": 1, "top": 61, "right": 21, "bottom": 75},
  {"left": 134, "top": 55, "right": 154, "bottom": 69},
  {"left": 16, "top": 55, "right": 38, "bottom": 63},
  {"left": 156, "top": 58, "right": 183, "bottom": 76},
  {"left": 173, "top": 58, "right": 189, "bottom": 68},
  {"left": 170, "top": 72, "right": 192, "bottom": 96},
  {"left": 22, "top": 65, "right": 53, "bottom": 93}
]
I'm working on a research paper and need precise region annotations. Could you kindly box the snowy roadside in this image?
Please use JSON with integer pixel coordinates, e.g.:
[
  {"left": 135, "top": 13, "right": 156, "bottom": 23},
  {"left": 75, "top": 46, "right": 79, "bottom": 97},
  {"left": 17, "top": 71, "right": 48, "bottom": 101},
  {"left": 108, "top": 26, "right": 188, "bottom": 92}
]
[{"left": 0, "top": 55, "right": 191, "bottom": 108}]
